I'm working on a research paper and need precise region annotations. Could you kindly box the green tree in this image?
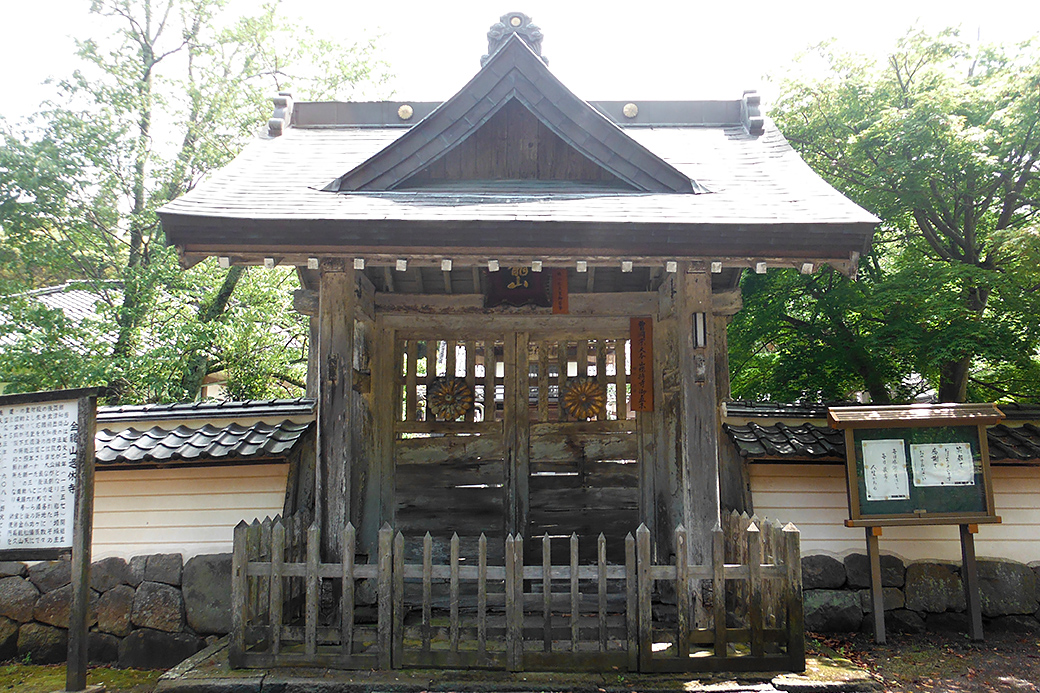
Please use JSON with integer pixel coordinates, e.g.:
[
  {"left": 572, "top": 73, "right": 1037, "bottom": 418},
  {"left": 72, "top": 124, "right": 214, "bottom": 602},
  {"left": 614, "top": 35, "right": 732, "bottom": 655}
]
[
  {"left": 735, "top": 29, "right": 1040, "bottom": 404},
  {"left": 0, "top": 0, "right": 389, "bottom": 401}
]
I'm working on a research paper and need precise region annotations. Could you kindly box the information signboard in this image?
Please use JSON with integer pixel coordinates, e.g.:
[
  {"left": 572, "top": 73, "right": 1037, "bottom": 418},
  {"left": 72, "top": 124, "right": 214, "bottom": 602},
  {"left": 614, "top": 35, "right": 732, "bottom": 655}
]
[
  {"left": 830, "top": 404, "right": 1002, "bottom": 528},
  {"left": 0, "top": 399, "right": 79, "bottom": 555},
  {"left": 0, "top": 388, "right": 100, "bottom": 691}
]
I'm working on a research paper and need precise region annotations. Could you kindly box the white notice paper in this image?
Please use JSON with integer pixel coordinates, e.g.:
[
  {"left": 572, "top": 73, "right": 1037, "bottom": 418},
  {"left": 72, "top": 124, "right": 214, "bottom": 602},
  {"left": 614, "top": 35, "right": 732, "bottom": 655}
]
[
  {"left": 910, "top": 442, "right": 974, "bottom": 487},
  {"left": 0, "top": 400, "right": 78, "bottom": 552},
  {"left": 861, "top": 439, "right": 910, "bottom": 501}
]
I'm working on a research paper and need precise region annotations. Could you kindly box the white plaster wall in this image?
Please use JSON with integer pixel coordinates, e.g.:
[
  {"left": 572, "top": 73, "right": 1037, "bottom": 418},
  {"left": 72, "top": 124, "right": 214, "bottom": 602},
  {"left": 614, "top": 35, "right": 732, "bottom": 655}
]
[
  {"left": 749, "top": 463, "right": 1040, "bottom": 564},
  {"left": 91, "top": 464, "right": 289, "bottom": 559}
]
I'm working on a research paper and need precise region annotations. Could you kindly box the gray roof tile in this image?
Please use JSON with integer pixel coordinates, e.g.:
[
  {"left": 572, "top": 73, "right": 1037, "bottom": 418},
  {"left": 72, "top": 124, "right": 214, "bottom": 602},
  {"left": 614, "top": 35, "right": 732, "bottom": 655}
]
[
  {"left": 723, "top": 420, "right": 1040, "bottom": 464},
  {"left": 95, "top": 419, "right": 312, "bottom": 467}
]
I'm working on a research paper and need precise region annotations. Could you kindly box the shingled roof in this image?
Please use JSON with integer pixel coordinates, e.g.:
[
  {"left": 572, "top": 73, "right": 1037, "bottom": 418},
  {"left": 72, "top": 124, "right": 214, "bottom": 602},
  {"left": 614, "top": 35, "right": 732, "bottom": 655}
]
[{"left": 159, "top": 16, "right": 877, "bottom": 263}]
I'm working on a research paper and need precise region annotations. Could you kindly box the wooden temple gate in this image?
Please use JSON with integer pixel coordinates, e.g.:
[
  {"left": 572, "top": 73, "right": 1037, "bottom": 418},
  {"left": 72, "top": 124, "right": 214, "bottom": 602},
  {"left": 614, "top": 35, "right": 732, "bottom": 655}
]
[
  {"left": 231, "top": 512, "right": 804, "bottom": 672},
  {"left": 158, "top": 11, "right": 880, "bottom": 677}
]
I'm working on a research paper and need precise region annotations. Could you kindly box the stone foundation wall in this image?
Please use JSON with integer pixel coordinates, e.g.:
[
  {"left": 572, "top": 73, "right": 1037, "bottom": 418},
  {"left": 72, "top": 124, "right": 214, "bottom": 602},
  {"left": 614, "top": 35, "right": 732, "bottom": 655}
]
[
  {"left": 0, "top": 553, "right": 231, "bottom": 669},
  {"left": 803, "top": 553, "right": 1040, "bottom": 634}
]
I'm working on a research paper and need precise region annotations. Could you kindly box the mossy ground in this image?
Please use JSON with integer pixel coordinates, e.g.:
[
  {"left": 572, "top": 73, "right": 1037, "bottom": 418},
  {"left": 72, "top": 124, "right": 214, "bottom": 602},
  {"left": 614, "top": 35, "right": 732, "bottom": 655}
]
[{"left": 0, "top": 663, "right": 161, "bottom": 693}]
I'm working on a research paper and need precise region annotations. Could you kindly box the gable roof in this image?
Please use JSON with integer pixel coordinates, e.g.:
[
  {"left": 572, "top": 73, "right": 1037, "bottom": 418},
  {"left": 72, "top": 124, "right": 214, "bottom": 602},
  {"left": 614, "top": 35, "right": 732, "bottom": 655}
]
[{"left": 327, "top": 34, "right": 699, "bottom": 195}]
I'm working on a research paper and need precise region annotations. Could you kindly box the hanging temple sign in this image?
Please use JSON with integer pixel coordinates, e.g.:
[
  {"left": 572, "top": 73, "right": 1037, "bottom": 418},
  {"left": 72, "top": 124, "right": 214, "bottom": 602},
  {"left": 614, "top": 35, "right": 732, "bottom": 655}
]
[{"left": 482, "top": 11, "right": 547, "bottom": 66}]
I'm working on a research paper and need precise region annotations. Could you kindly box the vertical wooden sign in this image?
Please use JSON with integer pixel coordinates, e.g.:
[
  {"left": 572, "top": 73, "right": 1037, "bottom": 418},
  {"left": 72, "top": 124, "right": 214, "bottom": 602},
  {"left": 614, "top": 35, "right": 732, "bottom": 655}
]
[
  {"left": 0, "top": 387, "right": 99, "bottom": 692},
  {"left": 551, "top": 269, "right": 569, "bottom": 314},
  {"left": 630, "top": 317, "right": 654, "bottom": 412}
]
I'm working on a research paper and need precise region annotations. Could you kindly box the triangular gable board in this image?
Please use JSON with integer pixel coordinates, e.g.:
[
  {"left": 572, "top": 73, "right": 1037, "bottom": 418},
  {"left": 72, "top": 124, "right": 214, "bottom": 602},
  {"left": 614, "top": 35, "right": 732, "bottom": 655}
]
[{"left": 327, "top": 34, "right": 702, "bottom": 194}]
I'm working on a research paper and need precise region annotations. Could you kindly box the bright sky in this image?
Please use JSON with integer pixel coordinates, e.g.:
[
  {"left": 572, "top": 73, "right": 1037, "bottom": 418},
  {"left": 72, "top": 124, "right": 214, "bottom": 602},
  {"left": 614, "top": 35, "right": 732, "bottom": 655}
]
[{"left": 3, "top": 0, "right": 1040, "bottom": 122}]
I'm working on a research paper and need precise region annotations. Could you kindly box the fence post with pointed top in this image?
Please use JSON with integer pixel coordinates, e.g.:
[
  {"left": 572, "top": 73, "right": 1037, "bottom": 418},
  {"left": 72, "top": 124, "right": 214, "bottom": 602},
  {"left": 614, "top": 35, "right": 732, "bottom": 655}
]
[
  {"left": 305, "top": 523, "right": 320, "bottom": 656},
  {"left": 712, "top": 522, "right": 727, "bottom": 658},
  {"left": 784, "top": 522, "right": 804, "bottom": 671},
  {"left": 230, "top": 520, "right": 248, "bottom": 667},
  {"left": 636, "top": 524, "right": 652, "bottom": 672},
  {"left": 675, "top": 524, "right": 689, "bottom": 659},
  {"left": 393, "top": 531, "right": 404, "bottom": 667},
  {"left": 747, "top": 522, "right": 763, "bottom": 658},
  {"left": 271, "top": 519, "right": 285, "bottom": 656},
  {"left": 341, "top": 522, "right": 356, "bottom": 656},
  {"left": 626, "top": 532, "right": 638, "bottom": 671},
  {"left": 377, "top": 523, "right": 392, "bottom": 669}
]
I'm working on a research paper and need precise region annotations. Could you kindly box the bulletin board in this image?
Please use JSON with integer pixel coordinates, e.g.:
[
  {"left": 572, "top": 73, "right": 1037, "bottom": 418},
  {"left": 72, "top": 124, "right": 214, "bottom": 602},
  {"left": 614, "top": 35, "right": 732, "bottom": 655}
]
[{"left": 830, "top": 404, "right": 1002, "bottom": 527}]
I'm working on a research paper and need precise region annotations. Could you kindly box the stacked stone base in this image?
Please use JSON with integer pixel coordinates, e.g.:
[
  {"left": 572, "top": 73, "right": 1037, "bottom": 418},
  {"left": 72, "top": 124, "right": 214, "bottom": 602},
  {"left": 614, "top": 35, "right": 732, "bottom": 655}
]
[
  {"left": 0, "top": 553, "right": 231, "bottom": 669},
  {"left": 803, "top": 553, "right": 1040, "bottom": 635}
]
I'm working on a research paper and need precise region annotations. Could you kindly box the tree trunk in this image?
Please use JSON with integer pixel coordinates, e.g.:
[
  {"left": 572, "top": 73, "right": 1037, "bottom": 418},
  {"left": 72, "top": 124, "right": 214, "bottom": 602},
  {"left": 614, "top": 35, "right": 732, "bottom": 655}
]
[
  {"left": 937, "top": 356, "right": 971, "bottom": 403},
  {"left": 178, "top": 266, "right": 247, "bottom": 399}
]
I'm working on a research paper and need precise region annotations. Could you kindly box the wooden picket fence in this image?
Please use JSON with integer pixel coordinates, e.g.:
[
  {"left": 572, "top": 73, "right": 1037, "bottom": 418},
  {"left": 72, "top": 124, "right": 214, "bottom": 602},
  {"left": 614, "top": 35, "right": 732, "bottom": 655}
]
[{"left": 230, "top": 513, "right": 803, "bottom": 673}]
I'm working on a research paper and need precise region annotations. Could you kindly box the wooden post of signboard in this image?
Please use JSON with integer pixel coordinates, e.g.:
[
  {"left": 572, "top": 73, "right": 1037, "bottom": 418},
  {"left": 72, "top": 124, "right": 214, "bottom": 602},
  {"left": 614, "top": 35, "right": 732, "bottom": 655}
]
[
  {"left": 66, "top": 392, "right": 98, "bottom": 692},
  {"left": 960, "top": 524, "right": 984, "bottom": 641},
  {"left": 865, "top": 527, "right": 885, "bottom": 644}
]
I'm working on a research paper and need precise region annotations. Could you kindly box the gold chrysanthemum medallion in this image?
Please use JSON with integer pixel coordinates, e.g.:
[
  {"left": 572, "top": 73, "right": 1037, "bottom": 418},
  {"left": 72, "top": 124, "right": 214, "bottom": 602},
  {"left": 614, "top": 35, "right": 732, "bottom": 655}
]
[
  {"left": 561, "top": 377, "right": 607, "bottom": 420},
  {"left": 427, "top": 377, "right": 475, "bottom": 421}
]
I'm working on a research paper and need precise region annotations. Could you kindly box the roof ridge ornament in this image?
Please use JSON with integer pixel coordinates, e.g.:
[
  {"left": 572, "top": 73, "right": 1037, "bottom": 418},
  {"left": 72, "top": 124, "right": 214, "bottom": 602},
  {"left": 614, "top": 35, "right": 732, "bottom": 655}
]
[
  {"left": 482, "top": 12, "right": 546, "bottom": 66},
  {"left": 741, "top": 90, "right": 764, "bottom": 136},
  {"left": 268, "top": 92, "right": 294, "bottom": 137}
]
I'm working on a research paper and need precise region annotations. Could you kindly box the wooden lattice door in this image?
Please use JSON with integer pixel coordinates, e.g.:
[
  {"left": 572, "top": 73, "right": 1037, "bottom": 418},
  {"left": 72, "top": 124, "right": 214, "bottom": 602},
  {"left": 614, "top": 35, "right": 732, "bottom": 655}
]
[
  {"left": 523, "top": 331, "right": 641, "bottom": 564},
  {"left": 392, "top": 334, "right": 510, "bottom": 561}
]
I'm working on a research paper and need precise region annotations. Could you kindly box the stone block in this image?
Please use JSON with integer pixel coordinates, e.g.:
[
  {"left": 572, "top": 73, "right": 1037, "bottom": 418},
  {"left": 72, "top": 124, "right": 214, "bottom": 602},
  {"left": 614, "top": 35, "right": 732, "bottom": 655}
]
[
  {"left": 0, "top": 562, "right": 27, "bottom": 578},
  {"left": 132, "top": 581, "right": 184, "bottom": 633},
  {"left": 0, "top": 576, "right": 40, "bottom": 622},
  {"left": 926, "top": 611, "right": 970, "bottom": 632},
  {"left": 802, "top": 555, "right": 846, "bottom": 589},
  {"left": 27, "top": 559, "right": 71, "bottom": 593},
  {"left": 905, "top": 562, "right": 965, "bottom": 613},
  {"left": 144, "top": 554, "right": 183, "bottom": 587},
  {"left": 18, "top": 622, "right": 68, "bottom": 664},
  {"left": 845, "top": 552, "right": 905, "bottom": 588},
  {"left": 977, "top": 559, "right": 1039, "bottom": 617},
  {"left": 0, "top": 617, "right": 17, "bottom": 660},
  {"left": 34, "top": 584, "right": 99, "bottom": 628},
  {"left": 128, "top": 556, "right": 147, "bottom": 587},
  {"left": 91, "top": 556, "right": 134, "bottom": 592},
  {"left": 804, "top": 589, "right": 863, "bottom": 633},
  {"left": 858, "top": 587, "right": 904, "bottom": 613},
  {"left": 183, "top": 553, "right": 232, "bottom": 635},
  {"left": 118, "top": 628, "right": 202, "bottom": 669},
  {"left": 88, "top": 631, "right": 120, "bottom": 663},
  {"left": 98, "top": 584, "right": 135, "bottom": 637},
  {"left": 989, "top": 615, "right": 1040, "bottom": 633},
  {"left": 887, "top": 608, "right": 926, "bottom": 634}
]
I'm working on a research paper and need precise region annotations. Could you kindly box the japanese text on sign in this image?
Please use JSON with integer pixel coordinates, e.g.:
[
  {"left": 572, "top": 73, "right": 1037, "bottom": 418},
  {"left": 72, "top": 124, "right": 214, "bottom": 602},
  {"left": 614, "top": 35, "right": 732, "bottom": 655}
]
[
  {"left": 861, "top": 439, "right": 910, "bottom": 501},
  {"left": 910, "top": 442, "right": 974, "bottom": 487},
  {"left": 629, "top": 317, "right": 653, "bottom": 412},
  {"left": 0, "top": 400, "right": 77, "bottom": 551}
]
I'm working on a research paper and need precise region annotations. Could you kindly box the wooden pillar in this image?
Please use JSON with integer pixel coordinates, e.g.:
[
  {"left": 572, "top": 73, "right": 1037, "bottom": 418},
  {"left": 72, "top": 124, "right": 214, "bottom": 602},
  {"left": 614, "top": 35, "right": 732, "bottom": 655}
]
[
  {"left": 653, "top": 275, "right": 683, "bottom": 559},
  {"left": 316, "top": 259, "right": 356, "bottom": 561},
  {"left": 713, "top": 302, "right": 751, "bottom": 514},
  {"left": 676, "top": 264, "right": 722, "bottom": 564}
]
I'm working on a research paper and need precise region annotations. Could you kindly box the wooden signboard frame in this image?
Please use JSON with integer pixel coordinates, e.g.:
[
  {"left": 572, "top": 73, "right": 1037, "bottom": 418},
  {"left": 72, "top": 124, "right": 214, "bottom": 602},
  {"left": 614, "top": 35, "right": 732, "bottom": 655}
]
[
  {"left": 0, "top": 388, "right": 101, "bottom": 693},
  {"left": 829, "top": 403, "right": 1003, "bottom": 645}
]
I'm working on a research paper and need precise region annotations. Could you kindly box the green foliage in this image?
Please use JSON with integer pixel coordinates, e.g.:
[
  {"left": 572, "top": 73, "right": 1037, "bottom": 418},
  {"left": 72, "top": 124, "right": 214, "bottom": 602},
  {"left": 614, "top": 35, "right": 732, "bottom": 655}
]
[
  {"left": 0, "top": 0, "right": 389, "bottom": 402},
  {"left": 736, "top": 28, "right": 1040, "bottom": 404}
]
